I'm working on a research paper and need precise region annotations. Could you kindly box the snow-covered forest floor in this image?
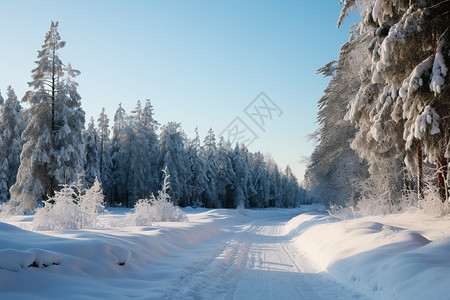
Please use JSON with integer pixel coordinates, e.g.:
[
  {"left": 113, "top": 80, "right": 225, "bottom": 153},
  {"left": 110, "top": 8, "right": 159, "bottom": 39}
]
[{"left": 1, "top": 205, "right": 449, "bottom": 299}]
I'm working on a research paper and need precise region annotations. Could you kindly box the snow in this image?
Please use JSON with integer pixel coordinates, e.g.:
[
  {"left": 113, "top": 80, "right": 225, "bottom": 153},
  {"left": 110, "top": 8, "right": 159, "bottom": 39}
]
[
  {"left": 399, "top": 57, "right": 433, "bottom": 104},
  {"left": 430, "top": 40, "right": 448, "bottom": 95},
  {"left": 414, "top": 105, "right": 440, "bottom": 139},
  {"left": 372, "top": 7, "right": 424, "bottom": 83},
  {"left": 371, "top": 0, "right": 381, "bottom": 25},
  {"left": 1, "top": 205, "right": 450, "bottom": 299}
]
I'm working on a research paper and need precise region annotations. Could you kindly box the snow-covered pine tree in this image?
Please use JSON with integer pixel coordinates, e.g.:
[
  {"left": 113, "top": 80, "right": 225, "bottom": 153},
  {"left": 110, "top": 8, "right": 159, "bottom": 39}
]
[
  {"left": 230, "top": 143, "right": 254, "bottom": 208},
  {"left": 83, "top": 117, "right": 100, "bottom": 187},
  {"left": 0, "top": 90, "right": 6, "bottom": 202},
  {"left": 343, "top": 1, "right": 450, "bottom": 203},
  {"left": 130, "top": 101, "right": 153, "bottom": 203},
  {"left": 282, "top": 165, "right": 299, "bottom": 208},
  {"left": 110, "top": 104, "right": 128, "bottom": 206},
  {"left": 10, "top": 21, "right": 84, "bottom": 213},
  {"left": 97, "top": 107, "right": 112, "bottom": 203},
  {"left": 186, "top": 127, "right": 209, "bottom": 207},
  {"left": 249, "top": 151, "right": 269, "bottom": 208},
  {"left": 0, "top": 86, "right": 24, "bottom": 202},
  {"left": 109, "top": 101, "right": 155, "bottom": 207},
  {"left": 158, "top": 122, "right": 191, "bottom": 206},
  {"left": 265, "top": 154, "right": 282, "bottom": 207},
  {"left": 202, "top": 128, "right": 219, "bottom": 207},
  {"left": 51, "top": 62, "right": 85, "bottom": 186},
  {"left": 140, "top": 99, "right": 160, "bottom": 195},
  {"left": 142, "top": 99, "right": 160, "bottom": 132},
  {"left": 113, "top": 103, "right": 126, "bottom": 137},
  {"left": 132, "top": 100, "right": 142, "bottom": 123},
  {"left": 305, "top": 36, "right": 369, "bottom": 206},
  {"left": 0, "top": 159, "right": 8, "bottom": 203},
  {"left": 216, "top": 137, "right": 235, "bottom": 208}
]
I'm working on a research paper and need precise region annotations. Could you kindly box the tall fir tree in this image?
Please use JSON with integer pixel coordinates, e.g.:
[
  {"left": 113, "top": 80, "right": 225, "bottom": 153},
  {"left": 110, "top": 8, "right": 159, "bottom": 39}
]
[
  {"left": 83, "top": 117, "right": 100, "bottom": 187},
  {"left": 186, "top": 127, "right": 209, "bottom": 207},
  {"left": 97, "top": 107, "right": 112, "bottom": 203},
  {"left": 158, "top": 122, "right": 191, "bottom": 206},
  {"left": 141, "top": 99, "right": 160, "bottom": 195},
  {"left": 110, "top": 103, "right": 127, "bottom": 206},
  {"left": 216, "top": 137, "right": 235, "bottom": 208},
  {"left": 202, "top": 128, "right": 219, "bottom": 207},
  {"left": 0, "top": 86, "right": 24, "bottom": 202},
  {"left": 51, "top": 62, "right": 85, "bottom": 185},
  {"left": 343, "top": 0, "right": 450, "bottom": 203},
  {"left": 11, "top": 22, "right": 85, "bottom": 212}
]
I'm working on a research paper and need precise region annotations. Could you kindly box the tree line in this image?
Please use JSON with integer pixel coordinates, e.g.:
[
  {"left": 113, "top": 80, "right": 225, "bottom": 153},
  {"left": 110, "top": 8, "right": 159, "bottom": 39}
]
[
  {"left": 306, "top": 1, "right": 449, "bottom": 213},
  {"left": 0, "top": 21, "right": 307, "bottom": 213}
]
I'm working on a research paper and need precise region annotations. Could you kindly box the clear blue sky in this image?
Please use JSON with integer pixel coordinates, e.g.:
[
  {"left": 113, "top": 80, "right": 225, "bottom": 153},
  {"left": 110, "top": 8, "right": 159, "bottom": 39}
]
[{"left": 0, "top": 0, "right": 359, "bottom": 182}]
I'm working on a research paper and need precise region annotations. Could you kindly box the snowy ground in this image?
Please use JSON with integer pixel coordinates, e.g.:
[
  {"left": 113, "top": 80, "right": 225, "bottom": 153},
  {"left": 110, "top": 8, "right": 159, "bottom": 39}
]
[{"left": 1, "top": 205, "right": 450, "bottom": 299}]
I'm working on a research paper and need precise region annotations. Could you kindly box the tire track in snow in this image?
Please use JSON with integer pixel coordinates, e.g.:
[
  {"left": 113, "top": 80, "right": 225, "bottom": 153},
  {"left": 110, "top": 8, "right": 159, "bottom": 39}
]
[
  {"left": 162, "top": 212, "right": 367, "bottom": 300},
  {"left": 162, "top": 235, "right": 251, "bottom": 299}
]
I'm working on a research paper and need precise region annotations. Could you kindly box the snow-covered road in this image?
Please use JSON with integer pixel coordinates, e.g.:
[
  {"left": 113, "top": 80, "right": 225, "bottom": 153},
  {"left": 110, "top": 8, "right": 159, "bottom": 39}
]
[
  {"left": 161, "top": 211, "right": 363, "bottom": 299},
  {"left": 3, "top": 206, "right": 450, "bottom": 299},
  {"left": 0, "top": 208, "right": 369, "bottom": 299}
]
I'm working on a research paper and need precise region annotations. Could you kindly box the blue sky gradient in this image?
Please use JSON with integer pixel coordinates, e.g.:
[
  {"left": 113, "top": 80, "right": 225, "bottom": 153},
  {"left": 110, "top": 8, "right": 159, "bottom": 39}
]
[{"left": 0, "top": 0, "right": 360, "bottom": 181}]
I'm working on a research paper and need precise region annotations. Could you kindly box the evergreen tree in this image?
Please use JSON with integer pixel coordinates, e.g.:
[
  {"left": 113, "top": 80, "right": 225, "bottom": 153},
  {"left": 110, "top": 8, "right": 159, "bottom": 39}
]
[
  {"left": 216, "top": 137, "right": 235, "bottom": 208},
  {"left": 97, "top": 107, "right": 112, "bottom": 203},
  {"left": 141, "top": 99, "right": 160, "bottom": 195},
  {"left": 142, "top": 99, "right": 160, "bottom": 132},
  {"left": 202, "top": 128, "right": 219, "bottom": 207},
  {"left": 282, "top": 165, "right": 299, "bottom": 207},
  {"left": 129, "top": 101, "right": 154, "bottom": 203},
  {"left": 305, "top": 38, "right": 369, "bottom": 206},
  {"left": 344, "top": 1, "right": 450, "bottom": 202},
  {"left": 186, "top": 127, "right": 208, "bottom": 207},
  {"left": 265, "top": 155, "right": 282, "bottom": 207},
  {"left": 0, "top": 87, "right": 24, "bottom": 202},
  {"left": 51, "top": 62, "right": 85, "bottom": 185},
  {"left": 249, "top": 151, "right": 269, "bottom": 208},
  {"left": 158, "top": 122, "right": 191, "bottom": 206},
  {"left": 0, "top": 90, "right": 6, "bottom": 201},
  {"left": 83, "top": 117, "right": 100, "bottom": 187},
  {"left": 231, "top": 144, "right": 254, "bottom": 208},
  {"left": 10, "top": 22, "right": 85, "bottom": 212},
  {"left": 110, "top": 103, "right": 128, "bottom": 206}
]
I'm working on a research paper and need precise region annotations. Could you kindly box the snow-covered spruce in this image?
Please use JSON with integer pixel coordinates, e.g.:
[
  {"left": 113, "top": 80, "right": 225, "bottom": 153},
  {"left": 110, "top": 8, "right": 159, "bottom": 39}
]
[
  {"left": 319, "top": 0, "right": 450, "bottom": 209},
  {"left": 0, "top": 86, "right": 24, "bottom": 203},
  {"left": 9, "top": 21, "right": 85, "bottom": 213}
]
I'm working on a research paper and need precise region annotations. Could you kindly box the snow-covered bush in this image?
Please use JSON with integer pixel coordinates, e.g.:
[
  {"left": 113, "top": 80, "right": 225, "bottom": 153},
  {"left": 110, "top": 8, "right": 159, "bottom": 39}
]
[
  {"left": 33, "top": 178, "right": 105, "bottom": 230},
  {"left": 78, "top": 178, "right": 105, "bottom": 228},
  {"left": 417, "top": 167, "right": 450, "bottom": 216},
  {"left": 0, "top": 201, "right": 16, "bottom": 220},
  {"left": 126, "top": 168, "right": 187, "bottom": 226},
  {"left": 236, "top": 202, "right": 248, "bottom": 216},
  {"left": 33, "top": 185, "right": 80, "bottom": 230}
]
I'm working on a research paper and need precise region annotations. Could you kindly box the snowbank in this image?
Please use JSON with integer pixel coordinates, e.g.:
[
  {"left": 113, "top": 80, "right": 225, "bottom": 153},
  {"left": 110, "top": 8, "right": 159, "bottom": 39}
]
[
  {"left": 1, "top": 206, "right": 449, "bottom": 299},
  {"left": 287, "top": 210, "right": 450, "bottom": 299},
  {"left": 0, "top": 209, "right": 224, "bottom": 299}
]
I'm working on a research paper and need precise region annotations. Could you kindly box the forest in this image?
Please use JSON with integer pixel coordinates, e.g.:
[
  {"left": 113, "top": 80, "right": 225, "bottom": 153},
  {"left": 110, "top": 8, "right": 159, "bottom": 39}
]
[
  {"left": 305, "top": 0, "right": 449, "bottom": 214},
  {"left": 0, "top": 22, "right": 306, "bottom": 214},
  {"left": 1, "top": 2, "right": 450, "bottom": 298}
]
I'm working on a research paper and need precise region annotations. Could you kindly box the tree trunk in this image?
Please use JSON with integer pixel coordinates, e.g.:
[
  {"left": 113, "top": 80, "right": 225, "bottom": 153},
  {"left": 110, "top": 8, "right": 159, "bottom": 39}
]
[
  {"left": 50, "top": 47, "right": 56, "bottom": 197},
  {"left": 437, "top": 154, "right": 448, "bottom": 202},
  {"left": 99, "top": 132, "right": 103, "bottom": 179},
  {"left": 417, "top": 144, "right": 424, "bottom": 200}
]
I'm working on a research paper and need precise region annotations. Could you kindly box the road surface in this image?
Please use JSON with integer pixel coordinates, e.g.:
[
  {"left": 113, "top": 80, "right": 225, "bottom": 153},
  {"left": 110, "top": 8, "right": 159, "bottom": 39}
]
[{"left": 161, "top": 210, "right": 365, "bottom": 299}]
